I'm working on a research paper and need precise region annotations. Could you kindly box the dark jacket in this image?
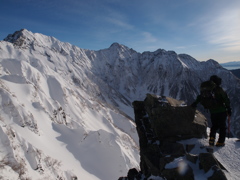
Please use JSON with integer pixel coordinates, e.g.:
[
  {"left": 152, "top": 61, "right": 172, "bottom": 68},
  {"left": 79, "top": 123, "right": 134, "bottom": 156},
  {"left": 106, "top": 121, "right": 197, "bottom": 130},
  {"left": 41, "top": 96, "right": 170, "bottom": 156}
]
[{"left": 193, "top": 86, "right": 231, "bottom": 115}]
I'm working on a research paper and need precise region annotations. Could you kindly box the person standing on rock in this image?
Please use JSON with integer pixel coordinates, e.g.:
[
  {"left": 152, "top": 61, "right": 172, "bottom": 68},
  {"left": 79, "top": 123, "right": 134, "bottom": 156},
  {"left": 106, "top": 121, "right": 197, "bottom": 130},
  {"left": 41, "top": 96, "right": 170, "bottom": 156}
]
[{"left": 191, "top": 75, "right": 231, "bottom": 147}]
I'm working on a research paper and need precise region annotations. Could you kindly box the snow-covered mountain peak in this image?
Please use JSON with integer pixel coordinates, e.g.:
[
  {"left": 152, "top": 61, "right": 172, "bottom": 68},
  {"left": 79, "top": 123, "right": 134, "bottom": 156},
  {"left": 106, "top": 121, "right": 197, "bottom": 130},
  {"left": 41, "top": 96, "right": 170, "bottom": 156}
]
[
  {"left": 106, "top": 42, "right": 139, "bottom": 59},
  {"left": 3, "top": 29, "right": 34, "bottom": 48},
  {"left": 109, "top": 42, "right": 124, "bottom": 49},
  {"left": 3, "top": 29, "right": 77, "bottom": 55},
  {"left": 0, "top": 29, "right": 240, "bottom": 180},
  {"left": 4, "top": 29, "right": 28, "bottom": 42},
  {"left": 109, "top": 42, "right": 134, "bottom": 51},
  {"left": 205, "top": 59, "right": 222, "bottom": 67}
]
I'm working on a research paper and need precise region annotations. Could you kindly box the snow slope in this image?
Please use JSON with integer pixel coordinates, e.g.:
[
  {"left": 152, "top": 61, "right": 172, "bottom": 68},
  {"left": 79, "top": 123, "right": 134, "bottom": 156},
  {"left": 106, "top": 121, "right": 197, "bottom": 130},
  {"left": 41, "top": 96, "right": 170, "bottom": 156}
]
[
  {"left": 0, "top": 30, "right": 139, "bottom": 180},
  {"left": 0, "top": 29, "right": 240, "bottom": 179}
]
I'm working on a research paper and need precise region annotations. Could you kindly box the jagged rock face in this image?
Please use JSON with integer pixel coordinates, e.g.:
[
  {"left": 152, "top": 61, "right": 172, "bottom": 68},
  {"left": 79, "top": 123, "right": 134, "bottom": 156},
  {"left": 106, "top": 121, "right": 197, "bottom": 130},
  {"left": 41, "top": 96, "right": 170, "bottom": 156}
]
[
  {"left": 132, "top": 94, "right": 207, "bottom": 145},
  {"left": 123, "top": 94, "right": 228, "bottom": 180},
  {"left": 143, "top": 94, "right": 207, "bottom": 141}
]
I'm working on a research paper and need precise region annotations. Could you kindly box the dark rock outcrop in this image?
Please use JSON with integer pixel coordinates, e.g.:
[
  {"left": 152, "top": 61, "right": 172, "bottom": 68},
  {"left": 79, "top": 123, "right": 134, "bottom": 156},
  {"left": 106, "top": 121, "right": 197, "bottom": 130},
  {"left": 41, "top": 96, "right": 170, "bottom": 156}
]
[
  {"left": 143, "top": 94, "right": 207, "bottom": 141},
  {"left": 119, "top": 94, "right": 228, "bottom": 180}
]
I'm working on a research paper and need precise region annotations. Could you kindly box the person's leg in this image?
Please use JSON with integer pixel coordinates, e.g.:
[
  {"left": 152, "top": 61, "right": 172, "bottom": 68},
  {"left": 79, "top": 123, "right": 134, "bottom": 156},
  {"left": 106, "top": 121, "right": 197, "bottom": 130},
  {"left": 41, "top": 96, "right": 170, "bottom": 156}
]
[
  {"left": 209, "top": 113, "right": 219, "bottom": 145},
  {"left": 210, "top": 113, "right": 220, "bottom": 138},
  {"left": 217, "top": 112, "right": 227, "bottom": 144}
]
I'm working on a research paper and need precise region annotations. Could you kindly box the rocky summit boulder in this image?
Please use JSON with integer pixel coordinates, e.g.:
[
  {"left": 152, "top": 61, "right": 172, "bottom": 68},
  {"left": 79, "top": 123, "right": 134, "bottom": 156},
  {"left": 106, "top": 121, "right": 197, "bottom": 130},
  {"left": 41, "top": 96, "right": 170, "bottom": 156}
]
[
  {"left": 144, "top": 94, "right": 207, "bottom": 141},
  {"left": 119, "top": 94, "right": 228, "bottom": 180}
]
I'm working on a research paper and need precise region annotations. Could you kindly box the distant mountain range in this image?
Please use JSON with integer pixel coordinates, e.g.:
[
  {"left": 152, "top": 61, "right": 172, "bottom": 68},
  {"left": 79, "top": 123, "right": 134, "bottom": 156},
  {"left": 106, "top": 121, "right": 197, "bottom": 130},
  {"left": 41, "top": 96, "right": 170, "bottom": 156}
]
[
  {"left": 219, "top": 62, "right": 240, "bottom": 78},
  {"left": 220, "top": 61, "right": 240, "bottom": 70},
  {"left": 1, "top": 29, "right": 240, "bottom": 180},
  {"left": 221, "top": 61, "right": 240, "bottom": 66}
]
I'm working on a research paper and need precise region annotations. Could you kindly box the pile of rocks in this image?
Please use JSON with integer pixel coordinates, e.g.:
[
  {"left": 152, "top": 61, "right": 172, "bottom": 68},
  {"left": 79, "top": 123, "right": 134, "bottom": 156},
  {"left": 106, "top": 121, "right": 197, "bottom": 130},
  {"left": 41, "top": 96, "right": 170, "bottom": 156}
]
[{"left": 119, "top": 94, "right": 228, "bottom": 180}]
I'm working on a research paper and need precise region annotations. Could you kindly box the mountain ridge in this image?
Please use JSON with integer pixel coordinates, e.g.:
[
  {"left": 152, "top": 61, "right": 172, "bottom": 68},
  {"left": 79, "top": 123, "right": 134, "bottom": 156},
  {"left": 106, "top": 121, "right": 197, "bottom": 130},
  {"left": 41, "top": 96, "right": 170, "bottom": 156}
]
[
  {"left": 1, "top": 29, "right": 140, "bottom": 180},
  {"left": 1, "top": 29, "right": 240, "bottom": 179},
  {"left": 2, "top": 29, "right": 240, "bottom": 133}
]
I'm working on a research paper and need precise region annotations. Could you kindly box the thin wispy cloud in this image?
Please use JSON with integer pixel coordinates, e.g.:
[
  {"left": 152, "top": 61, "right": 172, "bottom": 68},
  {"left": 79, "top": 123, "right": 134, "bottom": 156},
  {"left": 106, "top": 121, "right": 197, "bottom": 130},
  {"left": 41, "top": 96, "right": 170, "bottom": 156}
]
[
  {"left": 1, "top": 0, "right": 240, "bottom": 62},
  {"left": 175, "top": 45, "right": 197, "bottom": 50},
  {"left": 142, "top": 32, "right": 158, "bottom": 43},
  {"left": 203, "top": 7, "right": 240, "bottom": 52},
  {"left": 105, "top": 17, "right": 134, "bottom": 29}
]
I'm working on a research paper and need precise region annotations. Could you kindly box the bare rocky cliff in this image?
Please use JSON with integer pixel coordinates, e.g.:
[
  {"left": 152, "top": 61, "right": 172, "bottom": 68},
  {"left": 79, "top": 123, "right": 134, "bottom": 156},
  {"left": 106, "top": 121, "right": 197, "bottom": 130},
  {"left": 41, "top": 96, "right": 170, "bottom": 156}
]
[{"left": 119, "top": 94, "right": 228, "bottom": 180}]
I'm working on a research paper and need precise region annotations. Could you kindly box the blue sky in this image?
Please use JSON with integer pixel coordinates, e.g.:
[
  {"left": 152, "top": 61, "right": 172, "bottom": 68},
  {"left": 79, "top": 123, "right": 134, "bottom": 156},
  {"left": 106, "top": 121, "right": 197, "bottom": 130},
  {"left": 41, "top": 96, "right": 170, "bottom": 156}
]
[{"left": 1, "top": 0, "right": 240, "bottom": 63}]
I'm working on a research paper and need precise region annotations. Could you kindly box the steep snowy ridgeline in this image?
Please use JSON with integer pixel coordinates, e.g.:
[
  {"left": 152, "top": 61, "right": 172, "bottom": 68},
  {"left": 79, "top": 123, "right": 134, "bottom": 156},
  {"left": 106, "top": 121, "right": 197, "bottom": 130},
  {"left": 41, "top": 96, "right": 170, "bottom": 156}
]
[
  {"left": 84, "top": 42, "right": 141, "bottom": 105},
  {"left": 0, "top": 34, "right": 139, "bottom": 179},
  {"left": 1, "top": 29, "right": 240, "bottom": 179},
  {"left": 87, "top": 43, "right": 240, "bottom": 137}
]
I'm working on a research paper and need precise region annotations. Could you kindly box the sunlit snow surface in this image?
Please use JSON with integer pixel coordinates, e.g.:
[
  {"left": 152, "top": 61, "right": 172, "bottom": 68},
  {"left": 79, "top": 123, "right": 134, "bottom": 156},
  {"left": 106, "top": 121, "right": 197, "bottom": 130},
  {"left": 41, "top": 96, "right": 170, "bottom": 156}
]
[
  {"left": 0, "top": 33, "right": 139, "bottom": 179},
  {"left": 0, "top": 30, "right": 240, "bottom": 180},
  {"left": 178, "top": 129, "right": 240, "bottom": 180}
]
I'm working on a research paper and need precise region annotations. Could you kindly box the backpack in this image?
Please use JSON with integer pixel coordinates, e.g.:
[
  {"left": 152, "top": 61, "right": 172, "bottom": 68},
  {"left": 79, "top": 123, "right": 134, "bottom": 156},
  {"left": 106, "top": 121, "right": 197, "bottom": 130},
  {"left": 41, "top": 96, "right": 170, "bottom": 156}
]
[{"left": 200, "top": 80, "right": 218, "bottom": 109}]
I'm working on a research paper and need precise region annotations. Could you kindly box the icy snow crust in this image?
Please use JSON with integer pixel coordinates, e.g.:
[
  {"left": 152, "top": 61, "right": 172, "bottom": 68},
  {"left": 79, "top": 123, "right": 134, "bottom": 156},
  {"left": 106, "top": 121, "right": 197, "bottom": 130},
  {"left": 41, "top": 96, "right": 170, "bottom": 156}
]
[{"left": 0, "top": 29, "right": 240, "bottom": 179}]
